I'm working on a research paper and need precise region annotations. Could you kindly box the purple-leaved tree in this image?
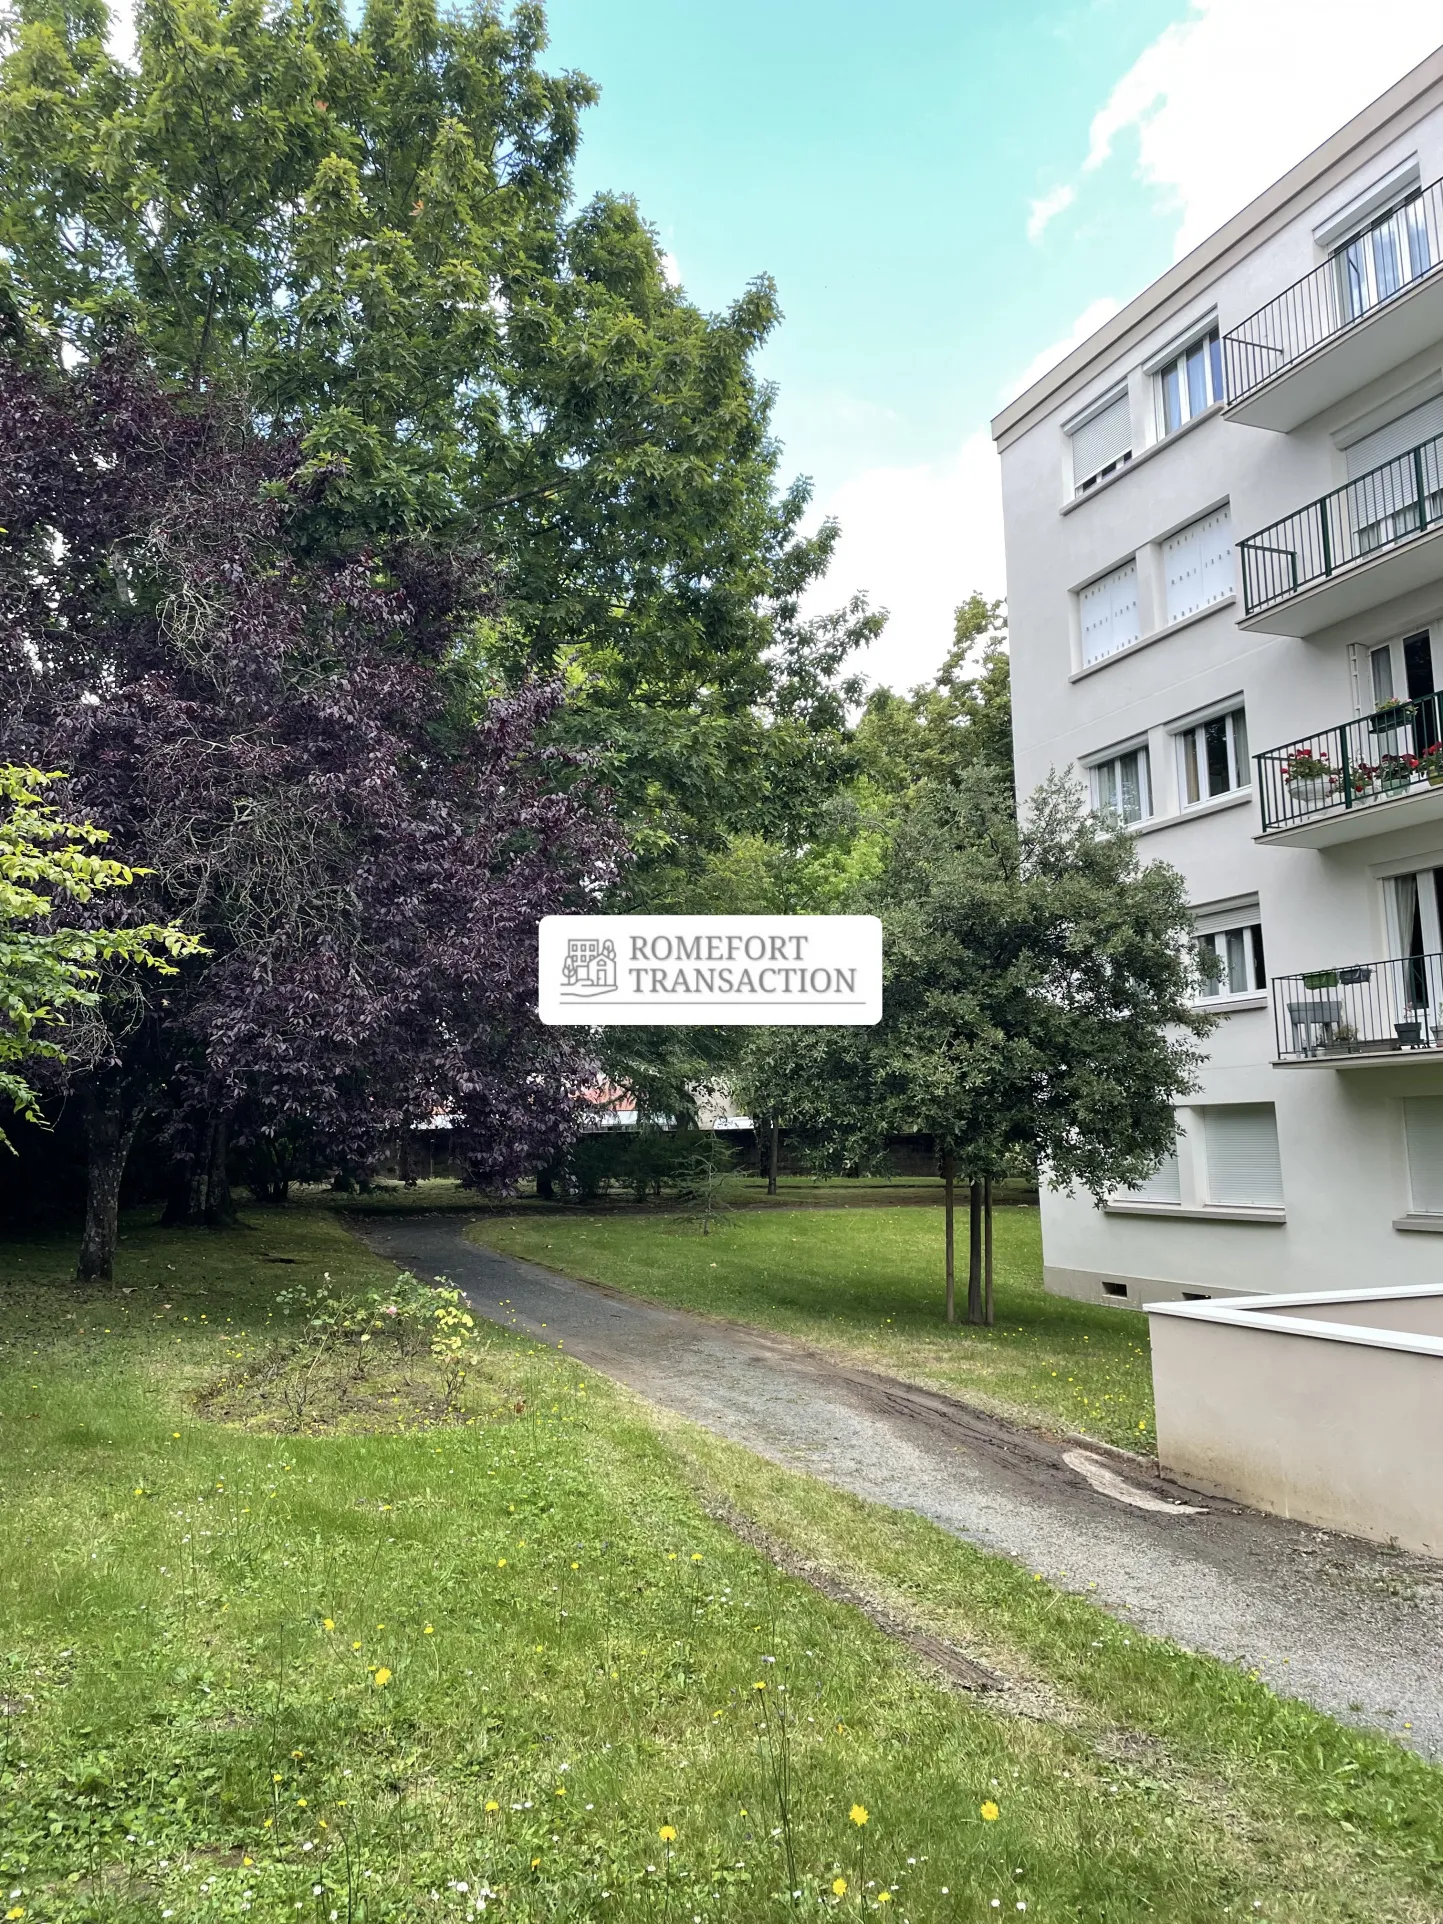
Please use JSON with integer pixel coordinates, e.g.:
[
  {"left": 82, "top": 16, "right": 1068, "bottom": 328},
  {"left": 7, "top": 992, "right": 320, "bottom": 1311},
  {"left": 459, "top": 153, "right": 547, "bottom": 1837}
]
[{"left": 0, "top": 351, "right": 621, "bottom": 1277}]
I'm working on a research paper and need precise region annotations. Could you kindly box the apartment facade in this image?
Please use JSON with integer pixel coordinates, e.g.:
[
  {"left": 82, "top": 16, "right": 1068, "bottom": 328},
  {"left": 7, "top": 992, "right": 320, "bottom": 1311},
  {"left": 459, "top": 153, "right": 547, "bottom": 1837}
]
[{"left": 992, "top": 48, "right": 1443, "bottom": 1305}]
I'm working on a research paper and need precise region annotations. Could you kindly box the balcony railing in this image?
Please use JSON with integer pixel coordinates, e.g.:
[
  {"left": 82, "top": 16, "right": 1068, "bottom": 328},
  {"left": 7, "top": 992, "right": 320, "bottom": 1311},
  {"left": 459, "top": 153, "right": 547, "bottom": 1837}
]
[
  {"left": 1223, "top": 177, "right": 1443, "bottom": 405},
  {"left": 1274, "top": 951, "right": 1443, "bottom": 1061},
  {"left": 1255, "top": 693, "right": 1443, "bottom": 833},
  {"left": 1237, "top": 430, "right": 1443, "bottom": 617}
]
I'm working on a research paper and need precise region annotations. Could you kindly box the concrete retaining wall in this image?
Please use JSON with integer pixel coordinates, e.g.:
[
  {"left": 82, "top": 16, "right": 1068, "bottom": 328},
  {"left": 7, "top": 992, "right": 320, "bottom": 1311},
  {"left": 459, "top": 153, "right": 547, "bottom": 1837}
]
[{"left": 1145, "top": 1286, "right": 1443, "bottom": 1555}]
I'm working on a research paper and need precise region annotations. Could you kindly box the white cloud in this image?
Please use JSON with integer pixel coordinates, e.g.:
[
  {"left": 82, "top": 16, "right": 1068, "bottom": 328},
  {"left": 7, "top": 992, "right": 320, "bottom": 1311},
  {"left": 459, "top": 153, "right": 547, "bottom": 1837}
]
[
  {"left": 1001, "top": 296, "right": 1123, "bottom": 405},
  {"left": 1082, "top": 0, "right": 1443, "bottom": 258},
  {"left": 659, "top": 250, "right": 682, "bottom": 289},
  {"left": 804, "top": 430, "right": 1005, "bottom": 694},
  {"left": 1027, "top": 183, "right": 1076, "bottom": 243}
]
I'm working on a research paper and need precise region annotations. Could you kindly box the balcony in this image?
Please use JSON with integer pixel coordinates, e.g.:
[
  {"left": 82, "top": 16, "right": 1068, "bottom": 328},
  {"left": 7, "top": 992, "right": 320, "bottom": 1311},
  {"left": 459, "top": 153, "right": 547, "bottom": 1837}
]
[
  {"left": 1224, "top": 177, "right": 1443, "bottom": 430},
  {"left": 1237, "top": 430, "right": 1443, "bottom": 636},
  {"left": 1255, "top": 694, "right": 1443, "bottom": 845},
  {"left": 1274, "top": 952, "right": 1443, "bottom": 1069}
]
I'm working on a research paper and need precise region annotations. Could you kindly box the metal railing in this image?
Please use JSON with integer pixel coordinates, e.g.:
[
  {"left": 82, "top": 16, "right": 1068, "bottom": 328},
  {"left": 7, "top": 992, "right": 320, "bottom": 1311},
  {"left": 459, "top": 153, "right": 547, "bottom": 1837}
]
[
  {"left": 1274, "top": 950, "right": 1443, "bottom": 1061},
  {"left": 1255, "top": 692, "right": 1443, "bottom": 832},
  {"left": 1223, "top": 178, "right": 1443, "bottom": 405},
  {"left": 1237, "top": 429, "right": 1443, "bottom": 617}
]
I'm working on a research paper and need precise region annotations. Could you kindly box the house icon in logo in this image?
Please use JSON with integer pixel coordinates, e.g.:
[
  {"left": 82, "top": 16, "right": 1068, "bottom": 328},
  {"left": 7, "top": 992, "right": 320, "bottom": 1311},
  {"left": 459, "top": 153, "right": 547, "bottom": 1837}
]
[{"left": 560, "top": 936, "right": 618, "bottom": 999}]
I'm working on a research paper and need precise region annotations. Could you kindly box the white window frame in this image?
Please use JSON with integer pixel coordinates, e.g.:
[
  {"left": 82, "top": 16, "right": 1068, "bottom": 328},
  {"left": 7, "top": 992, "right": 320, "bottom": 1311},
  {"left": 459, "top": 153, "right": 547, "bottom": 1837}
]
[
  {"left": 1173, "top": 704, "right": 1250, "bottom": 807},
  {"left": 1154, "top": 326, "right": 1223, "bottom": 438},
  {"left": 1086, "top": 741, "right": 1153, "bottom": 827},
  {"left": 1194, "top": 922, "right": 1267, "bottom": 1001}
]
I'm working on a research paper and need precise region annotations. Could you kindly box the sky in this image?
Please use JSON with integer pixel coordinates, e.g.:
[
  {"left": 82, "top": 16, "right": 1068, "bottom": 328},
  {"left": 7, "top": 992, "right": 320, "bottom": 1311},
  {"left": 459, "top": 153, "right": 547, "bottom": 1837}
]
[{"left": 541, "top": 0, "right": 1443, "bottom": 691}]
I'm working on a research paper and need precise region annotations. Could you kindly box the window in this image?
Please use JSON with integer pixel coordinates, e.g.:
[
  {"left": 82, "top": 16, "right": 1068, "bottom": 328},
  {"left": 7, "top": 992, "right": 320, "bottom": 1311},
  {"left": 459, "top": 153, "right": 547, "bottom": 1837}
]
[
  {"left": 1343, "top": 396, "right": 1443, "bottom": 554},
  {"left": 1195, "top": 923, "right": 1266, "bottom": 999},
  {"left": 1163, "top": 507, "right": 1234, "bottom": 623},
  {"left": 1335, "top": 191, "right": 1432, "bottom": 322},
  {"left": 1200, "top": 1105, "right": 1283, "bottom": 1208},
  {"left": 1176, "top": 706, "right": 1249, "bottom": 805},
  {"left": 1404, "top": 1098, "right": 1443, "bottom": 1214},
  {"left": 1156, "top": 328, "right": 1223, "bottom": 437},
  {"left": 1121, "top": 1144, "right": 1181, "bottom": 1205},
  {"left": 1089, "top": 745, "right": 1152, "bottom": 825},
  {"left": 1078, "top": 558, "right": 1140, "bottom": 666},
  {"left": 1070, "top": 392, "right": 1132, "bottom": 495}
]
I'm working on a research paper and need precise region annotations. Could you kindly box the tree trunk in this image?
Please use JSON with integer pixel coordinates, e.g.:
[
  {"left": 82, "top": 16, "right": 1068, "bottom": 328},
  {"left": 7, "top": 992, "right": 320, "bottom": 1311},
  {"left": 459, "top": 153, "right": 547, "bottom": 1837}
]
[
  {"left": 205, "top": 1114, "right": 236, "bottom": 1226},
  {"left": 942, "top": 1150, "right": 955, "bottom": 1324},
  {"left": 78, "top": 1085, "right": 135, "bottom": 1282},
  {"left": 983, "top": 1174, "right": 995, "bottom": 1327},
  {"left": 399, "top": 1132, "right": 416, "bottom": 1188},
  {"left": 536, "top": 1164, "right": 556, "bottom": 1201},
  {"left": 967, "top": 1176, "right": 985, "bottom": 1324},
  {"left": 768, "top": 1119, "right": 780, "bottom": 1197}
]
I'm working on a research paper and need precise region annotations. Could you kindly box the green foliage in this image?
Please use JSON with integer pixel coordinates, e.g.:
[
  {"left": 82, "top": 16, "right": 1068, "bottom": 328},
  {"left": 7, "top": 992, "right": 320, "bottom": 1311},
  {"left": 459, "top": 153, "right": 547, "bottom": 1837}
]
[
  {"left": 740, "top": 766, "right": 1213, "bottom": 1198},
  {"left": 0, "top": 0, "right": 876, "bottom": 897},
  {"left": 670, "top": 1131, "right": 744, "bottom": 1235},
  {"left": 854, "top": 593, "right": 1013, "bottom": 798},
  {"left": 0, "top": 765, "right": 202, "bottom": 1147}
]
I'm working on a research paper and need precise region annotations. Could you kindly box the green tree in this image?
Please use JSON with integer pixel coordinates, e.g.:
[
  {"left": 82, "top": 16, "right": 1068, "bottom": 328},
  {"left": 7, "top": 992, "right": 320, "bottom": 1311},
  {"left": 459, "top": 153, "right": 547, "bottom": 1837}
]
[
  {"left": 0, "top": 0, "right": 874, "bottom": 898},
  {"left": 854, "top": 593, "right": 1012, "bottom": 797},
  {"left": 0, "top": 767, "right": 202, "bottom": 1263},
  {"left": 740, "top": 768, "right": 1212, "bottom": 1324}
]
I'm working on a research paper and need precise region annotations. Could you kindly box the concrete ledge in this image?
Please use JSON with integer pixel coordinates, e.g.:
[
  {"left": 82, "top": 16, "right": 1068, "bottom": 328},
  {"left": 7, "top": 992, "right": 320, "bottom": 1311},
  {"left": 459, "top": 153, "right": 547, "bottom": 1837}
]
[{"left": 1145, "top": 1285, "right": 1443, "bottom": 1554}]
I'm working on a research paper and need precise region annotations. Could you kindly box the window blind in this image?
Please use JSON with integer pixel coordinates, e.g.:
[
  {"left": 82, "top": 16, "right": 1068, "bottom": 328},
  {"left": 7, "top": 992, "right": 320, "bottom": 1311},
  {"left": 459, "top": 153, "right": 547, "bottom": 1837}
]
[
  {"left": 1404, "top": 1098, "right": 1443, "bottom": 1214},
  {"left": 1164, "top": 507, "right": 1234, "bottom": 623},
  {"left": 1071, "top": 395, "right": 1131, "bottom": 489},
  {"left": 1202, "top": 1105, "right": 1283, "bottom": 1208},
  {"left": 1079, "top": 559, "right": 1140, "bottom": 666},
  {"left": 1124, "top": 1146, "right": 1181, "bottom": 1204},
  {"left": 1344, "top": 396, "right": 1443, "bottom": 479}
]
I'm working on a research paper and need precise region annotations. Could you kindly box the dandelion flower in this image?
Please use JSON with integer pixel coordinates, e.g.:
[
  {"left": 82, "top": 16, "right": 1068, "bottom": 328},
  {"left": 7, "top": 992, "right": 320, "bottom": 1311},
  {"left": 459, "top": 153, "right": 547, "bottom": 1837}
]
[
  {"left": 373, "top": 1667, "right": 392, "bottom": 1687},
  {"left": 322, "top": 1619, "right": 335, "bottom": 1632},
  {"left": 6, "top": 1908, "right": 24, "bottom": 1920},
  {"left": 530, "top": 1857, "right": 541, "bottom": 1870},
  {"left": 659, "top": 1825, "right": 677, "bottom": 1843},
  {"left": 485, "top": 1800, "right": 499, "bottom": 1813},
  {"left": 849, "top": 1804, "right": 868, "bottom": 1827},
  {"left": 424, "top": 1624, "right": 434, "bottom": 1635},
  {"left": 980, "top": 1800, "right": 1000, "bottom": 1822},
  {"left": 753, "top": 1680, "right": 766, "bottom": 1691},
  {"left": 833, "top": 1877, "right": 847, "bottom": 1895},
  {"left": 497, "top": 1558, "right": 507, "bottom": 1568}
]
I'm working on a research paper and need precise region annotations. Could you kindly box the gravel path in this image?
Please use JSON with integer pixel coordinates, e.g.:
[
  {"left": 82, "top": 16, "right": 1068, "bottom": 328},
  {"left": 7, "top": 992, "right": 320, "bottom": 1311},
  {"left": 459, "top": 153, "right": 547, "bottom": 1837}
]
[{"left": 358, "top": 1213, "right": 1443, "bottom": 1758}]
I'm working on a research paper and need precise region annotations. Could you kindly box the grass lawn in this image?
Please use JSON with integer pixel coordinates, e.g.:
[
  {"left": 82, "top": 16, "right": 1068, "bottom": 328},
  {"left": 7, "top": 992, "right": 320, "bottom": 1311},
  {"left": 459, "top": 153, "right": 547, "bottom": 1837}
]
[
  {"left": 471, "top": 1205, "right": 1155, "bottom": 1451},
  {"left": 2, "top": 1207, "right": 1441, "bottom": 1922}
]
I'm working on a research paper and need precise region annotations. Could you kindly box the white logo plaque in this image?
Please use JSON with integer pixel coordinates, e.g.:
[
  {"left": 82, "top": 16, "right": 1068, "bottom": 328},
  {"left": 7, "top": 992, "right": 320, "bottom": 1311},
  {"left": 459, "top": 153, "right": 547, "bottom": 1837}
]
[{"left": 538, "top": 915, "right": 882, "bottom": 1026}]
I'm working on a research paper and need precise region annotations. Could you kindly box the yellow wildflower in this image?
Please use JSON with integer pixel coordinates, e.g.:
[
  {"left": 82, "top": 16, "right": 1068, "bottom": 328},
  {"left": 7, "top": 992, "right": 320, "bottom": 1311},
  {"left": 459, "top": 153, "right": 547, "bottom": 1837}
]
[
  {"left": 530, "top": 1856, "right": 541, "bottom": 1869},
  {"left": 659, "top": 1824, "right": 677, "bottom": 1842},
  {"left": 878, "top": 1895, "right": 893, "bottom": 1907},
  {"left": 373, "top": 1666, "right": 392, "bottom": 1687},
  {"left": 497, "top": 1558, "right": 507, "bottom": 1569},
  {"left": 322, "top": 1619, "right": 335, "bottom": 1632},
  {"left": 833, "top": 1876, "right": 847, "bottom": 1895},
  {"left": 424, "top": 1624, "right": 434, "bottom": 1635},
  {"left": 485, "top": 1800, "right": 499, "bottom": 1813},
  {"left": 6, "top": 1908, "right": 24, "bottom": 1920},
  {"left": 849, "top": 1804, "right": 868, "bottom": 1827},
  {"left": 980, "top": 1800, "right": 1000, "bottom": 1821}
]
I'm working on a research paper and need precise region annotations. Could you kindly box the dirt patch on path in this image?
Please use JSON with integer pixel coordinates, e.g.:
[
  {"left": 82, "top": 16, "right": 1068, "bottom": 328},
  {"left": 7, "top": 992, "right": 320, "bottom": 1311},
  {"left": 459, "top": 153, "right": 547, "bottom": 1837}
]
[{"left": 356, "top": 1212, "right": 1443, "bottom": 1759}]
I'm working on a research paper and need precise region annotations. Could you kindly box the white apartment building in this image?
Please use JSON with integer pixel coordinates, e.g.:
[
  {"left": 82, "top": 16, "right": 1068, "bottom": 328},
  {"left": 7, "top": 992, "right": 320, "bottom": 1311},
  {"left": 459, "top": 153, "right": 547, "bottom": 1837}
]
[{"left": 992, "top": 47, "right": 1443, "bottom": 1306}]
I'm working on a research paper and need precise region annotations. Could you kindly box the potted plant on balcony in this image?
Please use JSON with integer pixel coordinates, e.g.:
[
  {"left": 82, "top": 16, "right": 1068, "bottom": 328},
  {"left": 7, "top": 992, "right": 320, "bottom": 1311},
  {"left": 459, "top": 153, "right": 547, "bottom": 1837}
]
[
  {"left": 1283, "top": 747, "right": 1334, "bottom": 809},
  {"left": 1380, "top": 753, "right": 1419, "bottom": 796},
  {"left": 1322, "top": 1023, "right": 1359, "bottom": 1055},
  {"left": 1337, "top": 964, "right": 1373, "bottom": 984},
  {"left": 1369, "top": 696, "right": 1415, "bottom": 737},
  {"left": 1420, "top": 745, "right": 1443, "bottom": 788},
  {"left": 1347, "top": 760, "right": 1378, "bottom": 798}
]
